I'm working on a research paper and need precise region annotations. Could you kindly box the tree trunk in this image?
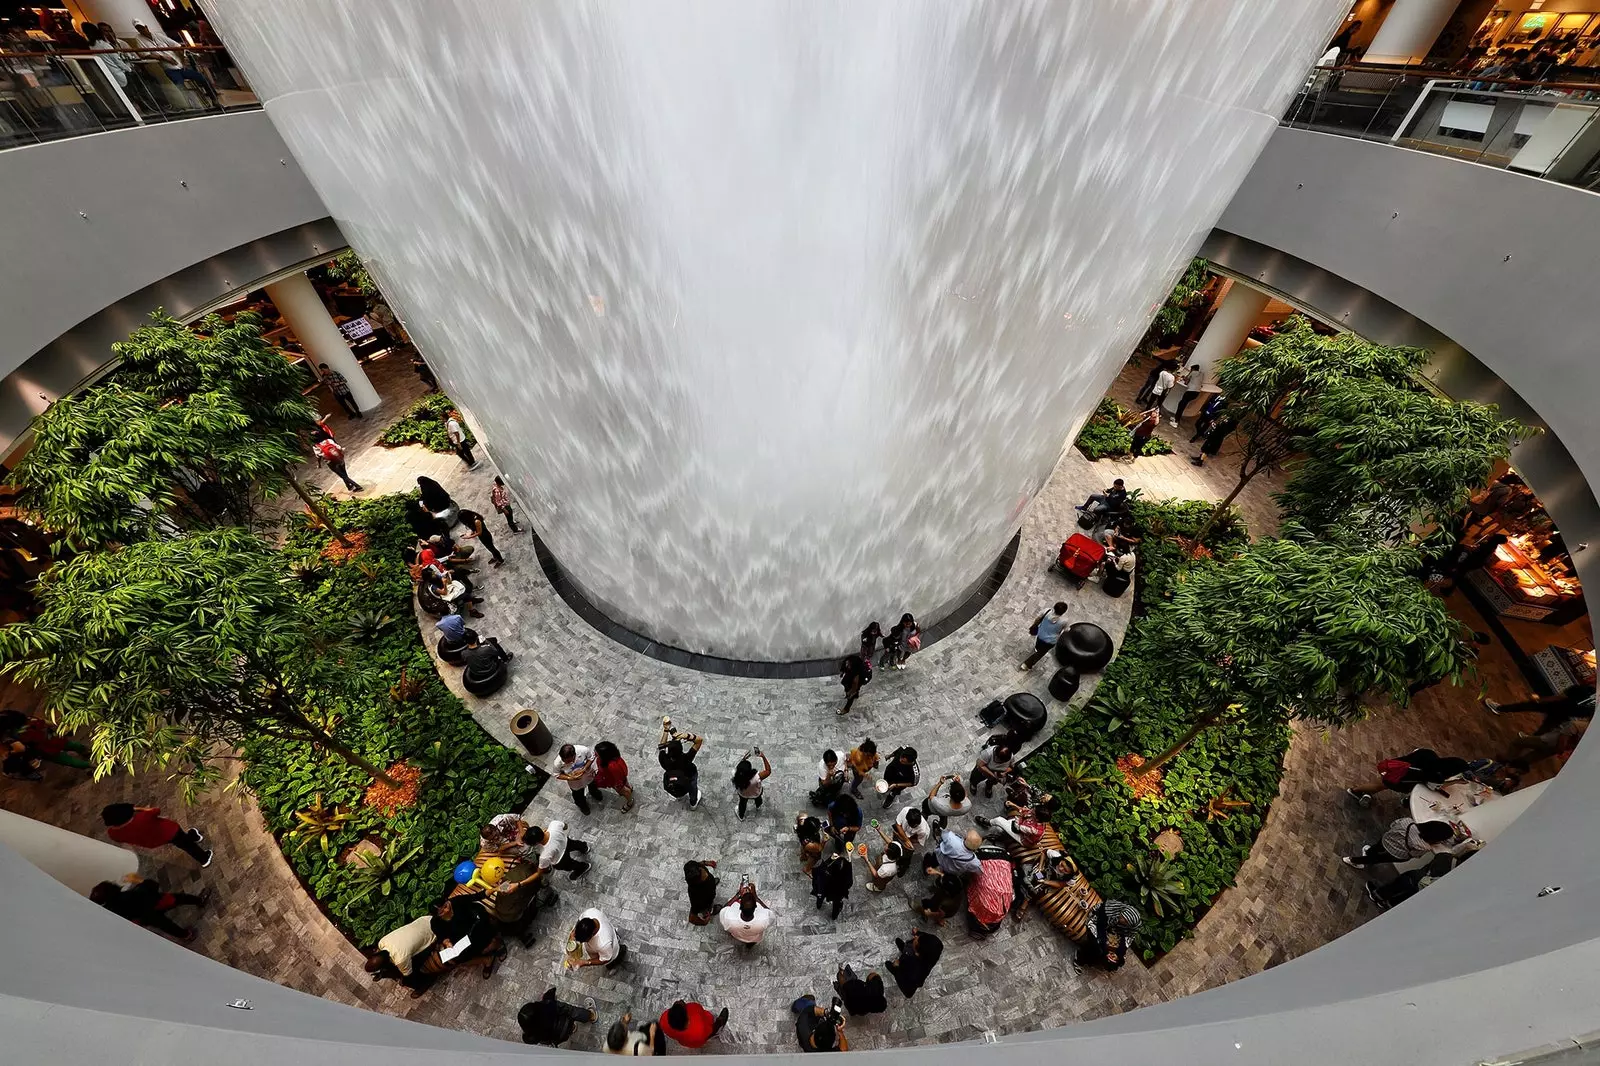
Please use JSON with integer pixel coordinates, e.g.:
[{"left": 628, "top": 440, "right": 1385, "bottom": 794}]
[
  {"left": 1141, "top": 703, "right": 1229, "bottom": 775},
  {"left": 313, "top": 729, "right": 400, "bottom": 788},
  {"left": 1193, "top": 470, "right": 1255, "bottom": 547},
  {"left": 285, "top": 468, "right": 352, "bottom": 548}
]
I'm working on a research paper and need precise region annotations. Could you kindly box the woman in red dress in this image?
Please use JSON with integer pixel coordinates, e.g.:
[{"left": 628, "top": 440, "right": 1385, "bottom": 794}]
[{"left": 593, "top": 741, "right": 634, "bottom": 812}]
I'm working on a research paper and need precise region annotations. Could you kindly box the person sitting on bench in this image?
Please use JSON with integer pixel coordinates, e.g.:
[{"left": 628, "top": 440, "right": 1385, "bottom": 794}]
[{"left": 462, "top": 634, "right": 513, "bottom": 696}]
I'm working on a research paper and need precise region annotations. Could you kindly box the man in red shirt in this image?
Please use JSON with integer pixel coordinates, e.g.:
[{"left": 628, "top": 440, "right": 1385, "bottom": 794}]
[
  {"left": 659, "top": 999, "right": 730, "bottom": 1049},
  {"left": 102, "top": 803, "right": 212, "bottom": 867}
]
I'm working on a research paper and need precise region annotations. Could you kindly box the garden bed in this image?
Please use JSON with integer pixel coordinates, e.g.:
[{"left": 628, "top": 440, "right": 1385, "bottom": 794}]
[
  {"left": 1025, "top": 497, "right": 1283, "bottom": 959},
  {"left": 1073, "top": 397, "right": 1175, "bottom": 461},
  {"left": 377, "top": 392, "right": 476, "bottom": 453},
  {"left": 242, "top": 493, "right": 539, "bottom": 946}
]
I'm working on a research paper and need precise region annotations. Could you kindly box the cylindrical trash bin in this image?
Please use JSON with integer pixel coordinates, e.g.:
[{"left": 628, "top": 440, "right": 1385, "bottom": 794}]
[
  {"left": 1049, "top": 666, "right": 1081, "bottom": 703},
  {"left": 510, "top": 709, "right": 553, "bottom": 756}
]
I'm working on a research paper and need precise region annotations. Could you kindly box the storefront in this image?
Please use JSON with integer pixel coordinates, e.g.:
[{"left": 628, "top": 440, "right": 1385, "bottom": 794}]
[{"left": 1457, "top": 469, "right": 1594, "bottom": 697}]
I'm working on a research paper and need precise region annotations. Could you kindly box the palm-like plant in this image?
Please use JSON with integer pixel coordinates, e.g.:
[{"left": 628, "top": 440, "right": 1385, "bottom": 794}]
[
  {"left": 1128, "top": 851, "right": 1188, "bottom": 918},
  {"left": 1084, "top": 684, "right": 1139, "bottom": 734},
  {"left": 344, "top": 839, "right": 424, "bottom": 913},
  {"left": 1056, "top": 756, "right": 1105, "bottom": 809},
  {"left": 349, "top": 609, "right": 394, "bottom": 640},
  {"left": 288, "top": 794, "right": 355, "bottom": 855}
]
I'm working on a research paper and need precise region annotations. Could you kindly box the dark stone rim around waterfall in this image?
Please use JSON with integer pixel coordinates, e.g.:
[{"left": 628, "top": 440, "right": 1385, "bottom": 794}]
[{"left": 529, "top": 529, "right": 1022, "bottom": 679}]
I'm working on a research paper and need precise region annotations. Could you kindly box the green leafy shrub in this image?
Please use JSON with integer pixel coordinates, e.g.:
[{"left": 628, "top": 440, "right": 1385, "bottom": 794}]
[
  {"left": 1025, "top": 500, "right": 1287, "bottom": 958},
  {"left": 378, "top": 393, "right": 476, "bottom": 453},
  {"left": 246, "top": 492, "right": 539, "bottom": 945},
  {"left": 1074, "top": 398, "right": 1174, "bottom": 460}
]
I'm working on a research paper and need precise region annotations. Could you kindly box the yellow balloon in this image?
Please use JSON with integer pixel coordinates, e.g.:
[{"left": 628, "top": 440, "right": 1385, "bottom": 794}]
[{"left": 478, "top": 857, "right": 509, "bottom": 887}]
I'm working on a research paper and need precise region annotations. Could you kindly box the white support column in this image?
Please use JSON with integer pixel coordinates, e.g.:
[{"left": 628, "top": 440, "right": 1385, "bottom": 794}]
[
  {"left": 266, "top": 272, "right": 383, "bottom": 414},
  {"left": 1363, "top": 0, "right": 1461, "bottom": 66},
  {"left": 1186, "top": 280, "right": 1272, "bottom": 378},
  {"left": 0, "top": 809, "right": 137, "bottom": 897}
]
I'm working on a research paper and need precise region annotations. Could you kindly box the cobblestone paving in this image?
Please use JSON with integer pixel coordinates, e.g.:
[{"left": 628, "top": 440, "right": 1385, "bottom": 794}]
[{"left": 0, "top": 352, "right": 1550, "bottom": 1053}]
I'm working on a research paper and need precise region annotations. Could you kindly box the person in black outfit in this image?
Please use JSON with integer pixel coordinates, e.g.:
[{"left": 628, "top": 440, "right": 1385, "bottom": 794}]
[
  {"left": 811, "top": 851, "right": 853, "bottom": 919},
  {"left": 1345, "top": 746, "right": 1471, "bottom": 808},
  {"left": 833, "top": 965, "right": 887, "bottom": 1016},
  {"left": 826, "top": 792, "right": 863, "bottom": 844},
  {"left": 880, "top": 746, "right": 920, "bottom": 808},
  {"left": 518, "top": 987, "right": 597, "bottom": 1047},
  {"left": 457, "top": 508, "right": 503, "bottom": 566},
  {"left": 416, "top": 475, "right": 455, "bottom": 514},
  {"left": 91, "top": 878, "right": 209, "bottom": 940},
  {"left": 838, "top": 653, "right": 870, "bottom": 717},
  {"left": 859, "top": 621, "right": 882, "bottom": 660},
  {"left": 658, "top": 726, "right": 704, "bottom": 809},
  {"left": 461, "top": 635, "right": 512, "bottom": 696},
  {"left": 684, "top": 859, "right": 720, "bottom": 925},
  {"left": 791, "top": 995, "right": 846, "bottom": 1052},
  {"left": 886, "top": 928, "right": 943, "bottom": 998}
]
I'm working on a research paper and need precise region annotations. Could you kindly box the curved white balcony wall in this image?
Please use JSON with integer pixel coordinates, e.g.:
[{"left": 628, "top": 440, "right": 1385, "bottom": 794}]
[{"left": 205, "top": 0, "right": 1342, "bottom": 657}]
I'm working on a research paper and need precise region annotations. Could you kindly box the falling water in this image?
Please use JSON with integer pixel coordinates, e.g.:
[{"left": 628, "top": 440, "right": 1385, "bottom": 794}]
[{"left": 207, "top": 0, "right": 1345, "bottom": 659}]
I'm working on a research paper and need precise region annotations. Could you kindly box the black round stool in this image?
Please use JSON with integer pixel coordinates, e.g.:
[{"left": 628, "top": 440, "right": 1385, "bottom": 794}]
[
  {"left": 1002, "top": 692, "right": 1047, "bottom": 741},
  {"left": 1049, "top": 666, "right": 1081, "bottom": 702},
  {"left": 1054, "top": 622, "right": 1113, "bottom": 672}
]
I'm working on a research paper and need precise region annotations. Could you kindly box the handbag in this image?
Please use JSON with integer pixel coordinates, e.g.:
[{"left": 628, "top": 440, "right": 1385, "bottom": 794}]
[
  {"left": 906, "top": 634, "right": 921, "bottom": 653},
  {"left": 1028, "top": 613, "right": 1045, "bottom": 636}
]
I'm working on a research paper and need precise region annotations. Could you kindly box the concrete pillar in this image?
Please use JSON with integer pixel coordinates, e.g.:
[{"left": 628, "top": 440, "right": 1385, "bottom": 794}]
[
  {"left": 1363, "top": 0, "right": 1462, "bottom": 65},
  {"left": 0, "top": 809, "right": 137, "bottom": 897},
  {"left": 1185, "top": 280, "right": 1271, "bottom": 379},
  {"left": 265, "top": 272, "right": 382, "bottom": 414},
  {"left": 65, "top": 0, "right": 157, "bottom": 38}
]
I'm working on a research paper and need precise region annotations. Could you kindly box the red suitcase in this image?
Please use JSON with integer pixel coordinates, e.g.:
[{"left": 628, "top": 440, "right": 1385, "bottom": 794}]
[{"left": 1056, "top": 534, "right": 1104, "bottom": 586}]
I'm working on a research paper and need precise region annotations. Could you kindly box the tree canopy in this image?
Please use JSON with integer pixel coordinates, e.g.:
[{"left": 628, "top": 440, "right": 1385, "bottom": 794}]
[
  {"left": 0, "top": 526, "right": 393, "bottom": 794},
  {"left": 1214, "top": 315, "right": 1428, "bottom": 427},
  {"left": 1276, "top": 380, "right": 1531, "bottom": 543},
  {"left": 12, "top": 310, "right": 315, "bottom": 549},
  {"left": 1152, "top": 527, "right": 1468, "bottom": 728}
]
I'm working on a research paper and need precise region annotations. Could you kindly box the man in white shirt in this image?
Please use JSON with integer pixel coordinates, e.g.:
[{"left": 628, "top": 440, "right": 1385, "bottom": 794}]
[
  {"left": 445, "top": 412, "right": 477, "bottom": 468},
  {"left": 717, "top": 883, "right": 774, "bottom": 947},
  {"left": 555, "top": 743, "right": 604, "bottom": 815},
  {"left": 133, "top": 20, "right": 215, "bottom": 103},
  {"left": 572, "top": 908, "right": 626, "bottom": 969},
  {"left": 969, "top": 742, "right": 1016, "bottom": 798},
  {"left": 525, "top": 820, "right": 590, "bottom": 880},
  {"left": 922, "top": 773, "right": 973, "bottom": 827},
  {"left": 894, "top": 805, "right": 930, "bottom": 850}
]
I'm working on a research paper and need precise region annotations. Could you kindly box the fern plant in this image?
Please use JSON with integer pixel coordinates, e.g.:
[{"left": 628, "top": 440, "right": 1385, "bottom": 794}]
[{"left": 1128, "top": 851, "right": 1188, "bottom": 918}]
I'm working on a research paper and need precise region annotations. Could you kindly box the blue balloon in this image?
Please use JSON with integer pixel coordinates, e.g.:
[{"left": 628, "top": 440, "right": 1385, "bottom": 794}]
[{"left": 453, "top": 860, "right": 476, "bottom": 884}]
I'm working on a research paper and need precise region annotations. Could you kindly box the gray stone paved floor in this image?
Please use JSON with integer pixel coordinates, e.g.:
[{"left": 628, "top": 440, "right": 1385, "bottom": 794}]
[{"left": 0, "top": 350, "right": 1561, "bottom": 1052}]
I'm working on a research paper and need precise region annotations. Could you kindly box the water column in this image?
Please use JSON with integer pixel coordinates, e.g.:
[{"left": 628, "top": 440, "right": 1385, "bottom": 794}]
[{"left": 206, "top": 1, "right": 1347, "bottom": 660}]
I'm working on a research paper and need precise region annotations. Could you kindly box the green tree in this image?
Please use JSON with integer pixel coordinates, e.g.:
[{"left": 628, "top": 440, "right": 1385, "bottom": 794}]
[
  {"left": 1276, "top": 380, "right": 1532, "bottom": 544},
  {"left": 1147, "top": 258, "right": 1212, "bottom": 345},
  {"left": 0, "top": 527, "right": 398, "bottom": 793},
  {"left": 325, "top": 250, "right": 377, "bottom": 298},
  {"left": 1138, "top": 527, "right": 1468, "bottom": 772},
  {"left": 1194, "top": 316, "right": 1430, "bottom": 543},
  {"left": 13, "top": 310, "right": 347, "bottom": 548}
]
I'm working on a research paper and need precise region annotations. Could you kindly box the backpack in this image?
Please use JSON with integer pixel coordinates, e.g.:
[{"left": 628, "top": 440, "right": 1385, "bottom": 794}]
[
  {"left": 1377, "top": 758, "right": 1413, "bottom": 786},
  {"left": 663, "top": 768, "right": 690, "bottom": 797},
  {"left": 315, "top": 439, "right": 344, "bottom": 462}
]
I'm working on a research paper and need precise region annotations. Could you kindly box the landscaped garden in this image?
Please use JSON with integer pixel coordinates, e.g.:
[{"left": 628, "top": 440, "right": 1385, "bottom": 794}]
[
  {"left": 1031, "top": 312, "right": 1532, "bottom": 958},
  {"left": 378, "top": 391, "right": 476, "bottom": 453},
  {"left": 1074, "top": 397, "right": 1176, "bottom": 460},
  {"left": 0, "top": 310, "right": 535, "bottom": 946}
]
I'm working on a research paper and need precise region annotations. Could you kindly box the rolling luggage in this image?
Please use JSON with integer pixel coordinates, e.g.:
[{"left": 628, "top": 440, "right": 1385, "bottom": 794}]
[{"left": 1055, "top": 534, "right": 1104, "bottom": 587}]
